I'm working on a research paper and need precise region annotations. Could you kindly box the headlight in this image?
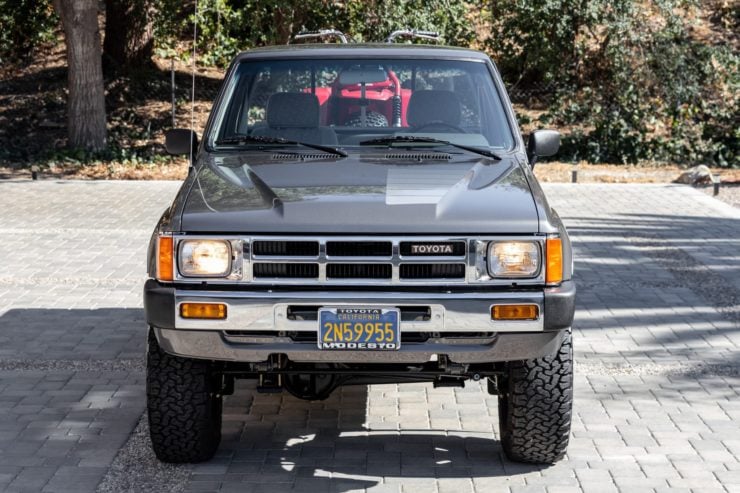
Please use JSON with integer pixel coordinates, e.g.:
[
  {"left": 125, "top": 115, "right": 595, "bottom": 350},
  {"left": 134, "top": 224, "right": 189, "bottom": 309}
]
[
  {"left": 488, "top": 241, "right": 540, "bottom": 278},
  {"left": 179, "top": 240, "right": 232, "bottom": 277}
]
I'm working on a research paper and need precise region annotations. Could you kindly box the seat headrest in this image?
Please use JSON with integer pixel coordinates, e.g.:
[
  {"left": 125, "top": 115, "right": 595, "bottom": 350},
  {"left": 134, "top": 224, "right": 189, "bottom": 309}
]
[
  {"left": 407, "top": 90, "right": 461, "bottom": 127},
  {"left": 266, "top": 93, "right": 320, "bottom": 128}
]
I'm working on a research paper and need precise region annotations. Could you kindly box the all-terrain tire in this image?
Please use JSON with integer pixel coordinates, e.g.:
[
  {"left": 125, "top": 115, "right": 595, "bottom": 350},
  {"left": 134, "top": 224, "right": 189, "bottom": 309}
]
[
  {"left": 344, "top": 111, "right": 389, "bottom": 127},
  {"left": 146, "top": 330, "right": 222, "bottom": 463},
  {"left": 498, "top": 329, "right": 573, "bottom": 464}
]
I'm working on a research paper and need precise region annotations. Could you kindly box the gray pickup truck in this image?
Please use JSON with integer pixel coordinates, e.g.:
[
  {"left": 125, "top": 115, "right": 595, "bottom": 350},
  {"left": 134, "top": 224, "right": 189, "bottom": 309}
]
[{"left": 145, "top": 40, "right": 575, "bottom": 465}]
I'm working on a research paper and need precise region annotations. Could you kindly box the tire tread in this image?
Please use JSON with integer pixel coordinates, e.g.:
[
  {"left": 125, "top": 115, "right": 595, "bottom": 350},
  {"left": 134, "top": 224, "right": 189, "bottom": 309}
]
[
  {"left": 499, "top": 330, "right": 573, "bottom": 464},
  {"left": 146, "top": 330, "right": 222, "bottom": 463}
]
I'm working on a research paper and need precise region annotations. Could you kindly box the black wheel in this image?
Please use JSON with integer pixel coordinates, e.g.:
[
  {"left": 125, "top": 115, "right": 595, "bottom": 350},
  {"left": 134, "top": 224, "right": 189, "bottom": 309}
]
[
  {"left": 498, "top": 329, "right": 573, "bottom": 464},
  {"left": 146, "top": 330, "right": 222, "bottom": 463}
]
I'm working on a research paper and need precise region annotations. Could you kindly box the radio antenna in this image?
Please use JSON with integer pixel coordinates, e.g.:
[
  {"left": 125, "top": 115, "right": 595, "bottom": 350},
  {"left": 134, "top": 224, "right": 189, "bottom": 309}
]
[{"left": 189, "top": 0, "right": 199, "bottom": 165}]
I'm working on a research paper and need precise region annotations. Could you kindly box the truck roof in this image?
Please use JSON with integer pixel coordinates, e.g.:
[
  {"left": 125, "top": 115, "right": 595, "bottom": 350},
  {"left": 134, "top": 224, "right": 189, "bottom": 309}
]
[{"left": 235, "top": 43, "right": 491, "bottom": 62}]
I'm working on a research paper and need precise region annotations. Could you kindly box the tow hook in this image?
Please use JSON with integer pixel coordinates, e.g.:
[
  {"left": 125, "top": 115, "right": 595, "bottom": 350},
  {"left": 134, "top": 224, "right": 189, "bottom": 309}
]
[{"left": 437, "top": 355, "right": 466, "bottom": 375}]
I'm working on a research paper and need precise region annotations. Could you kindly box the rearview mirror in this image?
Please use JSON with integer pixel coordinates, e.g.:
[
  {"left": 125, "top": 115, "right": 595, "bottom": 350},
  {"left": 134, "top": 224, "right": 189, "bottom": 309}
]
[
  {"left": 338, "top": 67, "right": 388, "bottom": 85},
  {"left": 165, "top": 128, "right": 198, "bottom": 156},
  {"left": 526, "top": 129, "right": 560, "bottom": 167}
]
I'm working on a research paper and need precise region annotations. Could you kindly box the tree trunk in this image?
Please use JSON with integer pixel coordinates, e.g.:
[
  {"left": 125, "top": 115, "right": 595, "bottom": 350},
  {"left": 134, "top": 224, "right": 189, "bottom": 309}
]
[
  {"left": 54, "top": 0, "right": 107, "bottom": 151},
  {"left": 103, "top": 0, "right": 154, "bottom": 71}
]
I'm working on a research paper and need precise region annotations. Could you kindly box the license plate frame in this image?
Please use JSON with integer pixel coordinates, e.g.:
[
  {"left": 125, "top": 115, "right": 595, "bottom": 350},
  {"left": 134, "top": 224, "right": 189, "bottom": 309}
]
[{"left": 318, "top": 307, "right": 400, "bottom": 350}]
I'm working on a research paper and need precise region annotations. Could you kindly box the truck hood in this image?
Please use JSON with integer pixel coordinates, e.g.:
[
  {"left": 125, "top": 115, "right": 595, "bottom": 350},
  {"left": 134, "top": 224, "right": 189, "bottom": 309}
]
[{"left": 180, "top": 154, "right": 539, "bottom": 234}]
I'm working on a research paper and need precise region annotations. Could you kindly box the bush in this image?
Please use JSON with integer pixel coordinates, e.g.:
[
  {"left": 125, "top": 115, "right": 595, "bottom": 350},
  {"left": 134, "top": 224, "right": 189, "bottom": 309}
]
[
  {"left": 0, "top": 0, "right": 58, "bottom": 63},
  {"left": 489, "top": 0, "right": 738, "bottom": 167},
  {"left": 154, "top": 0, "right": 476, "bottom": 67}
]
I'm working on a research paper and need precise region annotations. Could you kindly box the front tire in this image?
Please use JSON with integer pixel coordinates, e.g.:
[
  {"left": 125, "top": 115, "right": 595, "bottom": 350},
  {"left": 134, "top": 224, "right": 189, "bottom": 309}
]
[
  {"left": 498, "top": 329, "right": 573, "bottom": 464},
  {"left": 146, "top": 330, "right": 222, "bottom": 463}
]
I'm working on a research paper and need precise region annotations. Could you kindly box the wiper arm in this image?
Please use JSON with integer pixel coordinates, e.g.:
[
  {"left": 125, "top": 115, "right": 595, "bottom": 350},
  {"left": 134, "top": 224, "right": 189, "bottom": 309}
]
[
  {"left": 359, "top": 136, "right": 501, "bottom": 161},
  {"left": 215, "top": 135, "right": 347, "bottom": 157}
]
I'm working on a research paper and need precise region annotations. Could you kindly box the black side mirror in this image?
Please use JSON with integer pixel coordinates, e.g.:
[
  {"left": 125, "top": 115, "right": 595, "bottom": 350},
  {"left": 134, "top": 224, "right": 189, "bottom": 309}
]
[
  {"left": 526, "top": 129, "right": 560, "bottom": 167},
  {"left": 165, "top": 128, "right": 198, "bottom": 156}
]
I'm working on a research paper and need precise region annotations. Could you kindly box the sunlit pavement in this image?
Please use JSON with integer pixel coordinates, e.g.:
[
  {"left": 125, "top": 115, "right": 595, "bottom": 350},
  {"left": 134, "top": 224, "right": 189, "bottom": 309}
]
[{"left": 0, "top": 180, "right": 738, "bottom": 492}]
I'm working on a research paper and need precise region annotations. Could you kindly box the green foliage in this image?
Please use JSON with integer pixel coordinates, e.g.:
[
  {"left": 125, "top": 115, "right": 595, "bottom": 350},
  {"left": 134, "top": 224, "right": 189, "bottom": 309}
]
[
  {"left": 492, "top": 0, "right": 738, "bottom": 167},
  {"left": 487, "top": 0, "right": 581, "bottom": 84},
  {"left": 0, "top": 0, "right": 57, "bottom": 63},
  {"left": 153, "top": 0, "right": 476, "bottom": 67},
  {"left": 1, "top": 0, "right": 736, "bottom": 168},
  {"left": 344, "top": 0, "right": 476, "bottom": 45}
]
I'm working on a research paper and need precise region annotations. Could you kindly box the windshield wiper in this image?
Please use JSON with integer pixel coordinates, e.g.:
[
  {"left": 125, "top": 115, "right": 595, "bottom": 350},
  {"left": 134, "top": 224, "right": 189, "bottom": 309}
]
[
  {"left": 215, "top": 135, "right": 347, "bottom": 157},
  {"left": 359, "top": 136, "right": 501, "bottom": 161}
]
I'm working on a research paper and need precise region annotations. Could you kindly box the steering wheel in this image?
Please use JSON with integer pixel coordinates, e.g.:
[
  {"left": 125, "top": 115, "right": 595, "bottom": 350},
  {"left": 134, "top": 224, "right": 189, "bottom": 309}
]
[{"left": 411, "top": 121, "right": 467, "bottom": 134}]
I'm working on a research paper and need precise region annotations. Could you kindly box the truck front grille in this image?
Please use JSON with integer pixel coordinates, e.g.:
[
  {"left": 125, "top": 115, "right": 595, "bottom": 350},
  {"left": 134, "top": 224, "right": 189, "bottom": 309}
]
[{"left": 246, "top": 237, "right": 470, "bottom": 285}]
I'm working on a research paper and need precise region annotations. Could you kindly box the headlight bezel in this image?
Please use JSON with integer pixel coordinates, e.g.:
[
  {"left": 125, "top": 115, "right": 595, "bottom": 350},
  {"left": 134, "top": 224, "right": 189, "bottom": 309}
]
[
  {"left": 178, "top": 239, "right": 233, "bottom": 278},
  {"left": 171, "top": 237, "right": 245, "bottom": 280},
  {"left": 486, "top": 240, "right": 542, "bottom": 279}
]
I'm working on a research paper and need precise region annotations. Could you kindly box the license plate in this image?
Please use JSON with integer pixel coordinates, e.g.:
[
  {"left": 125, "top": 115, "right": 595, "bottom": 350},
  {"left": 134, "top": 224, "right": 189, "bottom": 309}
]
[{"left": 318, "top": 307, "right": 400, "bottom": 350}]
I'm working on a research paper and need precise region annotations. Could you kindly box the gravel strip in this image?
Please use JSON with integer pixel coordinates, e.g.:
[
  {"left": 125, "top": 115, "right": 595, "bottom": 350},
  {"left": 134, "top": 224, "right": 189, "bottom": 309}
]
[
  {"left": 96, "top": 415, "right": 190, "bottom": 493},
  {"left": 698, "top": 183, "right": 740, "bottom": 209},
  {"left": 0, "top": 358, "right": 145, "bottom": 372},
  {"left": 576, "top": 360, "right": 740, "bottom": 377},
  {"left": 630, "top": 237, "right": 740, "bottom": 328},
  {"left": 0, "top": 277, "right": 143, "bottom": 287},
  {"left": 578, "top": 279, "right": 691, "bottom": 290}
]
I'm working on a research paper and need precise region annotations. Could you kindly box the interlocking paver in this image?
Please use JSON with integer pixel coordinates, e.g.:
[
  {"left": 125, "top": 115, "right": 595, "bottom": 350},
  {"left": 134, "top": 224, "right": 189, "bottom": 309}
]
[
  {"left": 0, "top": 181, "right": 738, "bottom": 491},
  {"left": 0, "top": 181, "right": 178, "bottom": 492}
]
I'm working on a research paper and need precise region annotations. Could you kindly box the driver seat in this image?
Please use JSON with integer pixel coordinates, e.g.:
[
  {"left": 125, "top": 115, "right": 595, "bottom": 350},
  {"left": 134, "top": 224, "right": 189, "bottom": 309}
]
[
  {"left": 406, "top": 90, "right": 461, "bottom": 130},
  {"left": 252, "top": 93, "right": 338, "bottom": 145}
]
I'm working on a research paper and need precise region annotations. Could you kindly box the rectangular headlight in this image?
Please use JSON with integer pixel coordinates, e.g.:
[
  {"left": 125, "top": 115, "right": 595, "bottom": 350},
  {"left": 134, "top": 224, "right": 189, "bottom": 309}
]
[
  {"left": 179, "top": 240, "right": 232, "bottom": 277},
  {"left": 488, "top": 241, "right": 540, "bottom": 278}
]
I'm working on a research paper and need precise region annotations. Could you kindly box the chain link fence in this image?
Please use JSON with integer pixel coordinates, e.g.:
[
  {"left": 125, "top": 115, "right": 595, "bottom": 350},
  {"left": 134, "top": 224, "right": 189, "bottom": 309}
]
[{"left": 507, "top": 81, "right": 559, "bottom": 105}]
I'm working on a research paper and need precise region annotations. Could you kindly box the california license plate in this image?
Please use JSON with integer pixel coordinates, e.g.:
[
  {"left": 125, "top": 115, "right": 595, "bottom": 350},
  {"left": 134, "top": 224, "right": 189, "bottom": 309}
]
[{"left": 318, "top": 308, "right": 400, "bottom": 350}]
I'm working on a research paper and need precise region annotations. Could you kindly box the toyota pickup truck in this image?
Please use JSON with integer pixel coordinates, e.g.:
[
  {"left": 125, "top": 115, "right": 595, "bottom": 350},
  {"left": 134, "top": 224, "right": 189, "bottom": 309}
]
[{"left": 145, "top": 40, "right": 576, "bottom": 465}]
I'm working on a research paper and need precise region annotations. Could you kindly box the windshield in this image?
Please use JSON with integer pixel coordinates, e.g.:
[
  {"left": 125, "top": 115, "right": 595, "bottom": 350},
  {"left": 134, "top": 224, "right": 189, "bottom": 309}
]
[{"left": 210, "top": 58, "right": 515, "bottom": 152}]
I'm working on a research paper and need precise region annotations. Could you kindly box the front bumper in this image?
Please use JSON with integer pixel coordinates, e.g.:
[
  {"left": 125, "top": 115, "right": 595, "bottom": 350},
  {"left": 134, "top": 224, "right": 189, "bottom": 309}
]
[{"left": 144, "top": 280, "right": 575, "bottom": 364}]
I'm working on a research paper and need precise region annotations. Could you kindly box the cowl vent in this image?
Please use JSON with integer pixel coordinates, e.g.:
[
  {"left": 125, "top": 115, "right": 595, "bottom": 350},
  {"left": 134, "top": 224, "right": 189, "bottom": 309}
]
[
  {"left": 270, "top": 153, "right": 341, "bottom": 161},
  {"left": 384, "top": 153, "right": 452, "bottom": 161}
]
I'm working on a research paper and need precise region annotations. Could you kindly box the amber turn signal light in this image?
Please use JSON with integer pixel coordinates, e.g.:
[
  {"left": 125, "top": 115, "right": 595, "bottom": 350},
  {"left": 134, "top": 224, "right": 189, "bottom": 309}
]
[
  {"left": 492, "top": 304, "right": 539, "bottom": 321},
  {"left": 157, "top": 236, "right": 174, "bottom": 281},
  {"left": 546, "top": 237, "right": 563, "bottom": 285},
  {"left": 180, "top": 303, "right": 227, "bottom": 320}
]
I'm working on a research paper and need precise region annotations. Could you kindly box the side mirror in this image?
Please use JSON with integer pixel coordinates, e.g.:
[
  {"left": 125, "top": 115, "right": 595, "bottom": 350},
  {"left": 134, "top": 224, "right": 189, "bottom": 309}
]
[
  {"left": 526, "top": 129, "right": 560, "bottom": 167},
  {"left": 165, "top": 128, "right": 198, "bottom": 156}
]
